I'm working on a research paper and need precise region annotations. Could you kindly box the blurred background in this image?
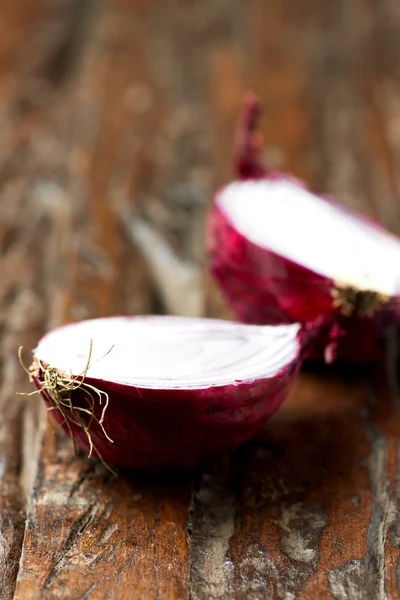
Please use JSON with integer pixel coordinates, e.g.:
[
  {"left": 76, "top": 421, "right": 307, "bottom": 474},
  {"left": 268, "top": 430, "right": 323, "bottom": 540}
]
[{"left": 4, "top": 0, "right": 400, "bottom": 337}]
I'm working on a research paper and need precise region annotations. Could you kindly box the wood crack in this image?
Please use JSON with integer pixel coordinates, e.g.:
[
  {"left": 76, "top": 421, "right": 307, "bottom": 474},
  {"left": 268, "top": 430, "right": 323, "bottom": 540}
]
[
  {"left": 188, "top": 457, "right": 236, "bottom": 600},
  {"left": 67, "top": 464, "right": 98, "bottom": 502},
  {"left": 76, "top": 581, "right": 99, "bottom": 600},
  {"left": 42, "top": 503, "right": 97, "bottom": 593},
  {"left": 328, "top": 379, "right": 395, "bottom": 600}
]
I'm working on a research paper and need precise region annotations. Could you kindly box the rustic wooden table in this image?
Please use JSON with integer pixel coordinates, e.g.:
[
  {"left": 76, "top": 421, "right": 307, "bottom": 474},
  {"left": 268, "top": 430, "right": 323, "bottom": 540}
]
[{"left": 1, "top": 1, "right": 400, "bottom": 598}]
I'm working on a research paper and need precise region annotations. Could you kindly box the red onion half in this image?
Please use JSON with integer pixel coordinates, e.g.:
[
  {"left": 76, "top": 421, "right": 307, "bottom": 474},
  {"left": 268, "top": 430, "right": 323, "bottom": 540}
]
[
  {"left": 29, "top": 315, "right": 306, "bottom": 470},
  {"left": 207, "top": 94, "right": 400, "bottom": 363}
]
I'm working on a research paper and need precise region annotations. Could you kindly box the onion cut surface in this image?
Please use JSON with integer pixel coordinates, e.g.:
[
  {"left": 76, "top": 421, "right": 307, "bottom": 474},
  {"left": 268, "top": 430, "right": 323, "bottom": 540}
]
[
  {"left": 207, "top": 94, "right": 400, "bottom": 363},
  {"left": 218, "top": 178, "right": 400, "bottom": 297},
  {"left": 32, "top": 315, "right": 304, "bottom": 470}
]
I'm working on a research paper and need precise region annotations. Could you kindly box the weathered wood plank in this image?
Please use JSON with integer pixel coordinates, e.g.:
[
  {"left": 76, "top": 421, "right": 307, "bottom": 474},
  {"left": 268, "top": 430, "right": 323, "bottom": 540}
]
[
  {"left": 0, "top": 2, "right": 91, "bottom": 598},
  {"left": 3, "top": 0, "right": 400, "bottom": 598},
  {"left": 14, "top": 3, "right": 252, "bottom": 597},
  {"left": 16, "top": 431, "right": 191, "bottom": 599},
  {"left": 13, "top": 1, "right": 196, "bottom": 598},
  {"left": 215, "top": 1, "right": 400, "bottom": 598}
]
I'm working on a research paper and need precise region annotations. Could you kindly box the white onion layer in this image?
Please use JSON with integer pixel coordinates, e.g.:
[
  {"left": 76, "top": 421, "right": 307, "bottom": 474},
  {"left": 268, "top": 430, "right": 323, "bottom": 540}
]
[
  {"left": 34, "top": 316, "right": 300, "bottom": 390},
  {"left": 218, "top": 179, "right": 400, "bottom": 295}
]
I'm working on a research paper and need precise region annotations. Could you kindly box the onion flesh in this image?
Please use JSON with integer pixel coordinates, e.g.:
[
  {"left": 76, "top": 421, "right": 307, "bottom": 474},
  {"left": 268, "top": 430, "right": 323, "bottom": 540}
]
[
  {"left": 31, "top": 315, "right": 304, "bottom": 470},
  {"left": 218, "top": 178, "right": 400, "bottom": 296}
]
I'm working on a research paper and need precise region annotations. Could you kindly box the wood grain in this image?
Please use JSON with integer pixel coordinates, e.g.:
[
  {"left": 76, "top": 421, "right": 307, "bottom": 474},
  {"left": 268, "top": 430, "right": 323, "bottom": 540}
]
[{"left": 0, "top": 0, "right": 399, "bottom": 598}]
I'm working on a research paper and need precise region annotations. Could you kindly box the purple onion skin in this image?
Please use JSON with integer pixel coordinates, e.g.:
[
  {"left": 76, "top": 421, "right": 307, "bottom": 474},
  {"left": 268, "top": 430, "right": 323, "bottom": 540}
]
[
  {"left": 207, "top": 197, "right": 397, "bottom": 364},
  {"left": 33, "top": 357, "right": 301, "bottom": 471}
]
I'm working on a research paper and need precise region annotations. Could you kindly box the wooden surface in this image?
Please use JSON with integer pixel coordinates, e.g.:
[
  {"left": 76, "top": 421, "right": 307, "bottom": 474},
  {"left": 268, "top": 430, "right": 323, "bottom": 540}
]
[{"left": 1, "top": 1, "right": 400, "bottom": 598}]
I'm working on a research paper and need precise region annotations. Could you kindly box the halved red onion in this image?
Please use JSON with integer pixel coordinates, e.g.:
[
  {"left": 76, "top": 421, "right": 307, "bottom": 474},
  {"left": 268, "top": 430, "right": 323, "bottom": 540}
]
[
  {"left": 207, "top": 94, "right": 400, "bottom": 363},
  {"left": 30, "top": 315, "right": 306, "bottom": 470}
]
